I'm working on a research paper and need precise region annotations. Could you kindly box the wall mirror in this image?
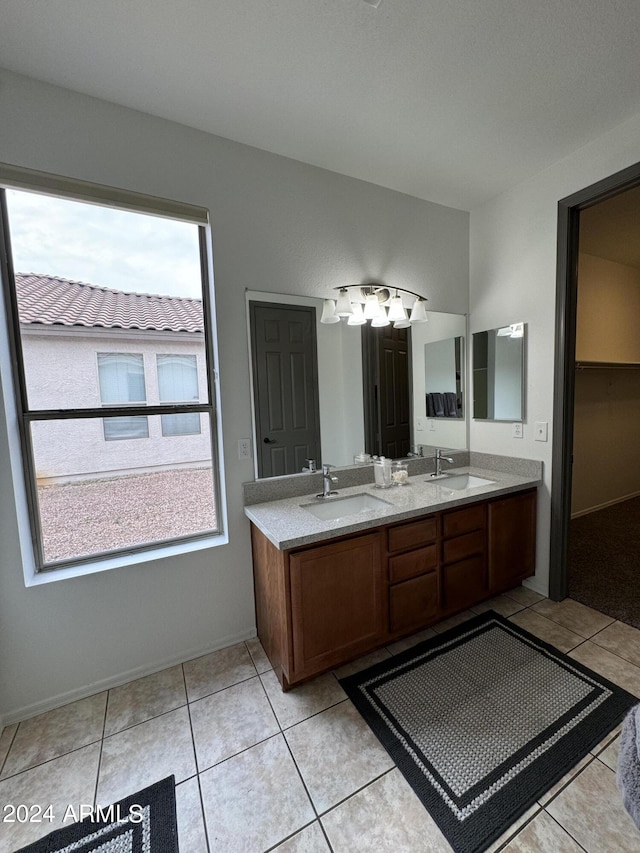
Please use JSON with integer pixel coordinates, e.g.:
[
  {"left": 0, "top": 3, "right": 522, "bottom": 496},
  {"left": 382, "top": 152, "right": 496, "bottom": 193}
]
[
  {"left": 246, "top": 291, "right": 467, "bottom": 478},
  {"left": 472, "top": 323, "right": 526, "bottom": 421},
  {"left": 425, "top": 337, "right": 464, "bottom": 418}
]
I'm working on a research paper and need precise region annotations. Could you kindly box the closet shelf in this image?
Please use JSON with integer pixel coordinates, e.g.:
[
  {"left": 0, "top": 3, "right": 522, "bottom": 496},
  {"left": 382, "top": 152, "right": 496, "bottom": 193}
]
[{"left": 575, "top": 361, "right": 640, "bottom": 370}]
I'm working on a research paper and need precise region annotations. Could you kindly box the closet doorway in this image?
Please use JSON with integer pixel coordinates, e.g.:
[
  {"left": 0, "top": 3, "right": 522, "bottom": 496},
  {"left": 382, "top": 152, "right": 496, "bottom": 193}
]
[{"left": 551, "top": 162, "right": 640, "bottom": 626}]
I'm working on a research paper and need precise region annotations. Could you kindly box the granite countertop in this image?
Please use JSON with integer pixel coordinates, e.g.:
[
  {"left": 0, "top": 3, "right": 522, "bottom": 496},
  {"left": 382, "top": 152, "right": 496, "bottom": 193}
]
[{"left": 244, "top": 466, "right": 540, "bottom": 550}]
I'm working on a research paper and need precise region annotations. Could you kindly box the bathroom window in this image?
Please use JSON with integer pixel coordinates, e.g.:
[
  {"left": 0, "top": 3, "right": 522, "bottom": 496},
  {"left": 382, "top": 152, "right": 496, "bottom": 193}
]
[{"left": 0, "top": 175, "right": 223, "bottom": 575}]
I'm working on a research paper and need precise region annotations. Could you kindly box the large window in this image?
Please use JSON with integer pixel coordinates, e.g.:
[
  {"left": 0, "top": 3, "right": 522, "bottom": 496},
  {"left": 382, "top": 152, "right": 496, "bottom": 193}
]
[{"left": 0, "top": 177, "right": 222, "bottom": 573}]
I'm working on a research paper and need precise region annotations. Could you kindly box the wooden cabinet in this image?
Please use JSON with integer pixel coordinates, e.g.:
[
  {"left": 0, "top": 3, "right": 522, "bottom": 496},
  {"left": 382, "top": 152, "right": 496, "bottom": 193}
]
[
  {"left": 441, "top": 503, "right": 487, "bottom": 612},
  {"left": 488, "top": 489, "right": 537, "bottom": 593},
  {"left": 289, "top": 533, "right": 384, "bottom": 678},
  {"left": 386, "top": 513, "right": 439, "bottom": 635},
  {"left": 251, "top": 486, "right": 537, "bottom": 689}
]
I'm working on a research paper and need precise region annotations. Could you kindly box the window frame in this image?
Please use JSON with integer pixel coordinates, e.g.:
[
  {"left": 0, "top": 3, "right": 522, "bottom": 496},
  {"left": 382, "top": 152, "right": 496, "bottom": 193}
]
[{"left": 0, "top": 184, "right": 224, "bottom": 575}]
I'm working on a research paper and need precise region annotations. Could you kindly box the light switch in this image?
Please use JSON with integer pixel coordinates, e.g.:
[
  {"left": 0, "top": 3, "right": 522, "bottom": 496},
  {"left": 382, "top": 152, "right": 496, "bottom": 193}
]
[
  {"left": 428, "top": 419, "right": 436, "bottom": 431},
  {"left": 535, "top": 422, "right": 548, "bottom": 442},
  {"left": 416, "top": 417, "right": 425, "bottom": 431}
]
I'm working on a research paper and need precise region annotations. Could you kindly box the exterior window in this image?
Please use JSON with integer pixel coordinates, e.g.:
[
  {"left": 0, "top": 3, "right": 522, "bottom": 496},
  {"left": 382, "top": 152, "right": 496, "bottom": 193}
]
[
  {"left": 98, "top": 353, "right": 149, "bottom": 440},
  {"left": 157, "top": 354, "right": 201, "bottom": 436},
  {"left": 0, "top": 183, "right": 222, "bottom": 572}
]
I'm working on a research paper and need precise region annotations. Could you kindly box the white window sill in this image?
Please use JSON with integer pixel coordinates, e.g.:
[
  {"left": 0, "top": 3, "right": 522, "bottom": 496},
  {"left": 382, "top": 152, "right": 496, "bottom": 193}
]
[{"left": 22, "top": 533, "right": 229, "bottom": 587}]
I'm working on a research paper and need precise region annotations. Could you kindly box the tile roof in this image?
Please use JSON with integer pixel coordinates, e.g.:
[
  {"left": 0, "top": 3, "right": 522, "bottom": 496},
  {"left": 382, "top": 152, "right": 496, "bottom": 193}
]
[{"left": 15, "top": 273, "right": 203, "bottom": 333}]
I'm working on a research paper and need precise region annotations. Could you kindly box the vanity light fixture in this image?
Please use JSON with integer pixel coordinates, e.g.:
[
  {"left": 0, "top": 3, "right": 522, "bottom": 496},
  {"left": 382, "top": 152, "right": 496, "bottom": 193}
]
[
  {"left": 321, "top": 284, "right": 429, "bottom": 329},
  {"left": 497, "top": 322, "right": 524, "bottom": 338}
]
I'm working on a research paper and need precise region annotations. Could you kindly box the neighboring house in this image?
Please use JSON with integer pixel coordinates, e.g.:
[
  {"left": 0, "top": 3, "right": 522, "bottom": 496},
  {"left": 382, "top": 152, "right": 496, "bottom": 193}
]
[{"left": 16, "top": 273, "right": 210, "bottom": 483}]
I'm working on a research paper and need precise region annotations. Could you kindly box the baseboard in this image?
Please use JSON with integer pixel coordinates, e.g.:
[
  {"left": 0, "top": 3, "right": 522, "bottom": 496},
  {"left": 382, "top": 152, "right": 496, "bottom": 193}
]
[
  {"left": 522, "top": 577, "right": 547, "bottom": 597},
  {"left": 1, "top": 626, "right": 258, "bottom": 728},
  {"left": 571, "top": 489, "right": 640, "bottom": 519}
]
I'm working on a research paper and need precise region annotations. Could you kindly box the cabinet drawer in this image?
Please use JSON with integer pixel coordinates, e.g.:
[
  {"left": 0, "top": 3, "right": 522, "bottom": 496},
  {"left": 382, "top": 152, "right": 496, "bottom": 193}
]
[
  {"left": 443, "top": 504, "right": 485, "bottom": 538},
  {"left": 390, "top": 572, "right": 439, "bottom": 634},
  {"left": 443, "top": 529, "right": 485, "bottom": 564},
  {"left": 389, "top": 544, "right": 437, "bottom": 584},
  {"left": 388, "top": 516, "right": 437, "bottom": 553},
  {"left": 443, "top": 555, "right": 487, "bottom": 611}
]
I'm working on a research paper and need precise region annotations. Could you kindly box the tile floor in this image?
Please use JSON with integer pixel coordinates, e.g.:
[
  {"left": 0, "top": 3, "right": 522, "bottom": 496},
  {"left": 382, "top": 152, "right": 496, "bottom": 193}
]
[{"left": 1, "top": 587, "right": 640, "bottom": 852}]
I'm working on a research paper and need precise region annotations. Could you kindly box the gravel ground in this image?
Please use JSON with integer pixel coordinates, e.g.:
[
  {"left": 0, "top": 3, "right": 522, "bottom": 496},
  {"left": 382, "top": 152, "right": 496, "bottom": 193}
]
[{"left": 37, "top": 467, "right": 217, "bottom": 563}]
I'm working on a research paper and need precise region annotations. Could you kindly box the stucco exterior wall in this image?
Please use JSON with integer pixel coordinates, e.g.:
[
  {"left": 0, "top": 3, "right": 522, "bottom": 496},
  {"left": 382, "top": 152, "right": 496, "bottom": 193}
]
[{"left": 22, "top": 326, "right": 210, "bottom": 481}]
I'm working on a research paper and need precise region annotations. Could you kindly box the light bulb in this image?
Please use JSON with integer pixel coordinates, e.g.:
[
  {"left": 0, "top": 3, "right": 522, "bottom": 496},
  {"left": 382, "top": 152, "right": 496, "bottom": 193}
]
[
  {"left": 320, "top": 299, "right": 340, "bottom": 324},
  {"left": 371, "top": 307, "right": 390, "bottom": 327},
  {"left": 363, "top": 292, "right": 381, "bottom": 320},
  {"left": 335, "top": 288, "right": 353, "bottom": 317},
  {"left": 388, "top": 294, "right": 408, "bottom": 323},
  {"left": 347, "top": 302, "right": 367, "bottom": 325},
  {"left": 409, "top": 297, "right": 428, "bottom": 324}
]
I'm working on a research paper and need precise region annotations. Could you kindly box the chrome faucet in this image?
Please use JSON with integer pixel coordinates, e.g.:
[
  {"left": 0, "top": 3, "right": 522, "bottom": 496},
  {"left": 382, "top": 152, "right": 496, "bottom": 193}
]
[
  {"left": 317, "top": 463, "right": 338, "bottom": 498},
  {"left": 431, "top": 448, "right": 454, "bottom": 478},
  {"left": 303, "top": 458, "right": 317, "bottom": 473}
]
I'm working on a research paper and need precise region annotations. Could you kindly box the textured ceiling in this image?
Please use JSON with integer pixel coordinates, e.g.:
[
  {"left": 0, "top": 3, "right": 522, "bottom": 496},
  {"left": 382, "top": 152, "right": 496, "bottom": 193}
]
[{"left": 2, "top": 1, "right": 640, "bottom": 210}]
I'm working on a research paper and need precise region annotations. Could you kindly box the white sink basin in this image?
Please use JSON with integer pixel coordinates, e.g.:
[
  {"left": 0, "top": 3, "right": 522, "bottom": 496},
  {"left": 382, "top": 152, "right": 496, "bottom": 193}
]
[
  {"left": 428, "top": 474, "right": 495, "bottom": 491},
  {"left": 301, "top": 492, "right": 392, "bottom": 521}
]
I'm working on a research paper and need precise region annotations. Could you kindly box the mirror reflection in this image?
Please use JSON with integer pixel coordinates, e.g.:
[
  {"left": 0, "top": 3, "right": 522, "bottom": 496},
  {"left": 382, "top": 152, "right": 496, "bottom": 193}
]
[
  {"left": 425, "top": 336, "right": 464, "bottom": 419},
  {"left": 472, "top": 323, "right": 525, "bottom": 421},
  {"left": 247, "top": 291, "right": 467, "bottom": 478}
]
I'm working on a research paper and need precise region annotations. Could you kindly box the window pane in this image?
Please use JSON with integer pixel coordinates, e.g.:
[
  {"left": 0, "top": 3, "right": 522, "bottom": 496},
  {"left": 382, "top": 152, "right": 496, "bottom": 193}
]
[
  {"left": 98, "top": 353, "right": 146, "bottom": 403},
  {"left": 104, "top": 416, "right": 149, "bottom": 441},
  {"left": 30, "top": 414, "right": 217, "bottom": 565},
  {"left": 5, "top": 190, "right": 209, "bottom": 410},
  {"left": 161, "top": 413, "right": 201, "bottom": 436},
  {"left": 157, "top": 354, "right": 199, "bottom": 402},
  {"left": 157, "top": 353, "right": 201, "bottom": 436}
]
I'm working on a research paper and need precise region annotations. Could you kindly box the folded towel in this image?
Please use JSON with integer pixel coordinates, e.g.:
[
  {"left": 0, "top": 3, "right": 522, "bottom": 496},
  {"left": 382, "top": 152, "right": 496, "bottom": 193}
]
[
  {"left": 616, "top": 702, "right": 640, "bottom": 828},
  {"left": 443, "top": 392, "right": 458, "bottom": 417}
]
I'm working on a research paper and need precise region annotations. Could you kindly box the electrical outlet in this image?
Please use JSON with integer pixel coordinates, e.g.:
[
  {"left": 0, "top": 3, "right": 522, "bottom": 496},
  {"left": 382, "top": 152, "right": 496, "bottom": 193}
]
[
  {"left": 535, "top": 421, "right": 548, "bottom": 442},
  {"left": 238, "top": 438, "right": 251, "bottom": 459},
  {"left": 428, "top": 419, "right": 436, "bottom": 431},
  {"left": 512, "top": 422, "right": 523, "bottom": 439}
]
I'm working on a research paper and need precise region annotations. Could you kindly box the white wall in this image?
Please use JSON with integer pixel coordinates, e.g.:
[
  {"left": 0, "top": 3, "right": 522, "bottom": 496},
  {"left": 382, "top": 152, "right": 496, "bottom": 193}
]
[
  {"left": 576, "top": 253, "right": 640, "bottom": 363},
  {"left": 470, "top": 107, "right": 640, "bottom": 596},
  {"left": 0, "top": 70, "right": 469, "bottom": 722},
  {"left": 572, "top": 252, "right": 640, "bottom": 514}
]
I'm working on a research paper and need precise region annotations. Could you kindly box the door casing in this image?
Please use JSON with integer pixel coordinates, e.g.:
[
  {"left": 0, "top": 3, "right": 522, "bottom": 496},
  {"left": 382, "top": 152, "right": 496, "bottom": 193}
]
[{"left": 550, "top": 160, "right": 640, "bottom": 599}]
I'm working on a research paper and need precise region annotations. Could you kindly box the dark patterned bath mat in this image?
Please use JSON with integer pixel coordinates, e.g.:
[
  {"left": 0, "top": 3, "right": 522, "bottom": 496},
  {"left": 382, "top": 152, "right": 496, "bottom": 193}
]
[
  {"left": 340, "top": 611, "right": 635, "bottom": 853},
  {"left": 16, "top": 775, "right": 177, "bottom": 853}
]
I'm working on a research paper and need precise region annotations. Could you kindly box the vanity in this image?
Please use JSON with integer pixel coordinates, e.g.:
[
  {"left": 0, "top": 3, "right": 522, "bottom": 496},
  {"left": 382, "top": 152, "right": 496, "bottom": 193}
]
[{"left": 245, "top": 462, "right": 539, "bottom": 690}]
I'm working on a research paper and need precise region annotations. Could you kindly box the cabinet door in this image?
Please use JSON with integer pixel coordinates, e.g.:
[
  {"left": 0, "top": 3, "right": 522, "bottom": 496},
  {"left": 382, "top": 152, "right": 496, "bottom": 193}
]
[
  {"left": 289, "top": 533, "right": 384, "bottom": 678},
  {"left": 488, "top": 490, "right": 536, "bottom": 593},
  {"left": 389, "top": 572, "right": 439, "bottom": 634},
  {"left": 443, "top": 555, "right": 486, "bottom": 611}
]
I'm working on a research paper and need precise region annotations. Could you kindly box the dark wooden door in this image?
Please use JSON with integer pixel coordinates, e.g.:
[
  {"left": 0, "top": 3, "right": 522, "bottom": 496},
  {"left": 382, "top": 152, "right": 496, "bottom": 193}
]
[
  {"left": 250, "top": 302, "right": 321, "bottom": 477},
  {"left": 362, "top": 324, "right": 411, "bottom": 457}
]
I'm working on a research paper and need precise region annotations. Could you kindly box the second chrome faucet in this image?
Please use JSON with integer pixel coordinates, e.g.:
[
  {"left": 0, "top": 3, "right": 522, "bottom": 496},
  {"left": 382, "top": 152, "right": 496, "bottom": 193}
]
[{"left": 431, "top": 448, "right": 454, "bottom": 478}]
